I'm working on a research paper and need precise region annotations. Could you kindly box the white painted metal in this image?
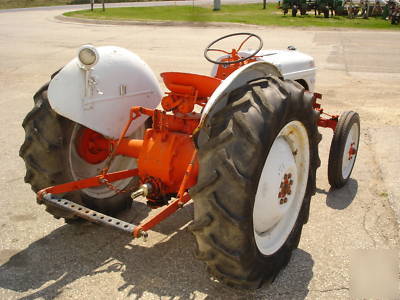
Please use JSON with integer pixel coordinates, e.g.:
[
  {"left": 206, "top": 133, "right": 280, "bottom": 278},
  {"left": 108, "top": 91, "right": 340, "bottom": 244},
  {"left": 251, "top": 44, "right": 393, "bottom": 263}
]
[
  {"left": 77, "top": 45, "right": 99, "bottom": 68},
  {"left": 341, "top": 122, "right": 359, "bottom": 180},
  {"left": 253, "top": 121, "right": 310, "bottom": 256},
  {"left": 48, "top": 46, "right": 162, "bottom": 139},
  {"left": 210, "top": 49, "right": 316, "bottom": 91},
  {"left": 68, "top": 123, "right": 145, "bottom": 198}
]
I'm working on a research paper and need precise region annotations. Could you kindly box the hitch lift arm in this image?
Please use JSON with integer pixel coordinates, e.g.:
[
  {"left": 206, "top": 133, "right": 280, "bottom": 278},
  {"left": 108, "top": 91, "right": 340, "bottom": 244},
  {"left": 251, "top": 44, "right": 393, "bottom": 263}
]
[{"left": 38, "top": 149, "right": 196, "bottom": 239}]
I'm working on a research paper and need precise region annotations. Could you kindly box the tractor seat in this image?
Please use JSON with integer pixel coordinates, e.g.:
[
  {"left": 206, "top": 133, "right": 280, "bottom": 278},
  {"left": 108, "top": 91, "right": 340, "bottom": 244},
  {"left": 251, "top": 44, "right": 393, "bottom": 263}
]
[{"left": 161, "top": 72, "right": 222, "bottom": 98}]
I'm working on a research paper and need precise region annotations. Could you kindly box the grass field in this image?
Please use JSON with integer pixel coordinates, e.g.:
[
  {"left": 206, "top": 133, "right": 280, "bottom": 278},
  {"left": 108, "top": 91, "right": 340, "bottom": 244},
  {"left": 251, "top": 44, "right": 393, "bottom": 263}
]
[
  {"left": 0, "top": 0, "right": 70, "bottom": 9},
  {"left": 65, "top": 3, "right": 400, "bottom": 30},
  {"left": 0, "top": 0, "right": 142, "bottom": 9}
]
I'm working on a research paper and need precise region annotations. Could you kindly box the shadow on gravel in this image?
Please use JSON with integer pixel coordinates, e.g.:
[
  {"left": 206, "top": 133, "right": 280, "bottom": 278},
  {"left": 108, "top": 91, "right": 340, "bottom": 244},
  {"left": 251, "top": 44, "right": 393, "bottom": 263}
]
[
  {"left": 0, "top": 202, "right": 314, "bottom": 299},
  {"left": 316, "top": 178, "right": 358, "bottom": 210}
]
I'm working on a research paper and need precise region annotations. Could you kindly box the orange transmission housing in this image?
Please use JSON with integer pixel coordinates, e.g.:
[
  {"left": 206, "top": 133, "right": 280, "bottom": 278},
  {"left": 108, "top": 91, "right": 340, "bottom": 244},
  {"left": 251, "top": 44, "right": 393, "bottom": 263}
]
[
  {"left": 112, "top": 72, "right": 221, "bottom": 200},
  {"left": 136, "top": 112, "right": 200, "bottom": 194}
]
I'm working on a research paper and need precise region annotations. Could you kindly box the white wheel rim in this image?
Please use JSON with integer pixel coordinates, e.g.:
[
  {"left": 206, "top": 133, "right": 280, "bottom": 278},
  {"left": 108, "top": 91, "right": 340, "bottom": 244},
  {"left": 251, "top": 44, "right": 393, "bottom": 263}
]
[
  {"left": 253, "top": 121, "right": 310, "bottom": 256},
  {"left": 341, "top": 122, "right": 359, "bottom": 180},
  {"left": 68, "top": 124, "right": 145, "bottom": 199}
]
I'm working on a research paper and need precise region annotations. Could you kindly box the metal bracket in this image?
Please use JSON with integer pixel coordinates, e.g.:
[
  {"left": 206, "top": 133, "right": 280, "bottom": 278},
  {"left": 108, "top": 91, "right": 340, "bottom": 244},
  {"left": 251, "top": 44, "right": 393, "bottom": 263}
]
[{"left": 43, "top": 194, "right": 138, "bottom": 235}]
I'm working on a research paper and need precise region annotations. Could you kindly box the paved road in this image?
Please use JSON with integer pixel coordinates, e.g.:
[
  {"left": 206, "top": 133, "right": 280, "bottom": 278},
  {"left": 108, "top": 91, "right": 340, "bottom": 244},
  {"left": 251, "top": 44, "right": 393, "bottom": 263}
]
[{"left": 0, "top": 5, "right": 399, "bottom": 300}]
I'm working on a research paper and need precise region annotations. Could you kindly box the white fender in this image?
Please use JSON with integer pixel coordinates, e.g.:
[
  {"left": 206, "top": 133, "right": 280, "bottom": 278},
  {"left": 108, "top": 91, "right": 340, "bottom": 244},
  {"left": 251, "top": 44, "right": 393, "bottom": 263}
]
[
  {"left": 48, "top": 46, "right": 162, "bottom": 139},
  {"left": 200, "top": 61, "right": 282, "bottom": 130},
  {"left": 196, "top": 61, "right": 281, "bottom": 145}
]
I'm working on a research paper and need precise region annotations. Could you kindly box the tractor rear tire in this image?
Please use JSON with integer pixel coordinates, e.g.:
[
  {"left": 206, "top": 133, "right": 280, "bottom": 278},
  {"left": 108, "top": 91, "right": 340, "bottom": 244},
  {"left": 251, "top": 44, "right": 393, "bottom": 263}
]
[
  {"left": 19, "top": 82, "right": 143, "bottom": 222},
  {"left": 328, "top": 111, "right": 360, "bottom": 188},
  {"left": 190, "top": 77, "right": 321, "bottom": 289}
]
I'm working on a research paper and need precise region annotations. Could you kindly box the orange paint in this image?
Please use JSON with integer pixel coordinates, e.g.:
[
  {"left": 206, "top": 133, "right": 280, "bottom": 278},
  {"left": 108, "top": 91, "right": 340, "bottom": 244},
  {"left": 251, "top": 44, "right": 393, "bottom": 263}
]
[
  {"left": 161, "top": 72, "right": 221, "bottom": 98},
  {"left": 76, "top": 128, "right": 110, "bottom": 164},
  {"left": 113, "top": 139, "right": 143, "bottom": 158},
  {"left": 37, "top": 169, "right": 139, "bottom": 199},
  {"left": 215, "top": 57, "right": 257, "bottom": 80},
  {"left": 312, "top": 93, "right": 338, "bottom": 131},
  {"left": 138, "top": 129, "right": 198, "bottom": 194},
  {"left": 161, "top": 72, "right": 221, "bottom": 113}
]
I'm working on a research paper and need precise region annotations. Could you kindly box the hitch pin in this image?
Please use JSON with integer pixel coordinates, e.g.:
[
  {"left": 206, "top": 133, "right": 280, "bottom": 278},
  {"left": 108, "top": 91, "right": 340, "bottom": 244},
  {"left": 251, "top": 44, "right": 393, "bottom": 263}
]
[
  {"left": 131, "top": 183, "right": 153, "bottom": 200},
  {"left": 141, "top": 231, "right": 148, "bottom": 242},
  {"left": 133, "top": 227, "right": 148, "bottom": 242}
]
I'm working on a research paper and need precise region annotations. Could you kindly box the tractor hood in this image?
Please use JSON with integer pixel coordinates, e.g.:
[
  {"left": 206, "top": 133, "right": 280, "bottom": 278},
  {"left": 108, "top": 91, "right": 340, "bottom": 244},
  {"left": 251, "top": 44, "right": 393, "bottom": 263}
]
[
  {"left": 254, "top": 49, "right": 315, "bottom": 79},
  {"left": 48, "top": 46, "right": 162, "bottom": 139},
  {"left": 210, "top": 49, "right": 316, "bottom": 90}
]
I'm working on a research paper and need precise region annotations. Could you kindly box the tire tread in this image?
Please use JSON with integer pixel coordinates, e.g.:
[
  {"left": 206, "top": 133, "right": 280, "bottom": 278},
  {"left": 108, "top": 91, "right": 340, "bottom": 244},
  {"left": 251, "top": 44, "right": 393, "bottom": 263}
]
[{"left": 190, "top": 77, "right": 320, "bottom": 289}]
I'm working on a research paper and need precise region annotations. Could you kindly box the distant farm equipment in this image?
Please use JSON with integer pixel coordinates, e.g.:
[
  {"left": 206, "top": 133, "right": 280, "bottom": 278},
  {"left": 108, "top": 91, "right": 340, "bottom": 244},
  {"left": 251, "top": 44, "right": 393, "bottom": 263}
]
[{"left": 280, "top": 0, "right": 391, "bottom": 17}]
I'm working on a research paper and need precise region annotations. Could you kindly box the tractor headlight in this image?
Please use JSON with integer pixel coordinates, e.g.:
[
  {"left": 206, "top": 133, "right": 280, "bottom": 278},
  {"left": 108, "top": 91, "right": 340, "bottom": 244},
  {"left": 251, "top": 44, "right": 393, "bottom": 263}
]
[{"left": 78, "top": 45, "right": 99, "bottom": 67}]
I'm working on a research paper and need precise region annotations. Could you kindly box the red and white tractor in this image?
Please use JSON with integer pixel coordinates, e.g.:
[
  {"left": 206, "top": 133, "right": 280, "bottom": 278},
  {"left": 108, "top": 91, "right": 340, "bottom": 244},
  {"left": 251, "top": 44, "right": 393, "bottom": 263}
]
[{"left": 20, "top": 33, "right": 360, "bottom": 289}]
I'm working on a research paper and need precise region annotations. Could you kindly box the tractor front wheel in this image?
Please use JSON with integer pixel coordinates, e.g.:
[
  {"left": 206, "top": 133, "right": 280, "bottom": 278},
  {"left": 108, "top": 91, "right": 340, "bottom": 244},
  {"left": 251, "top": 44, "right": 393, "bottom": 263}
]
[
  {"left": 191, "top": 77, "right": 320, "bottom": 288},
  {"left": 20, "top": 82, "right": 145, "bottom": 222},
  {"left": 328, "top": 111, "right": 360, "bottom": 188}
]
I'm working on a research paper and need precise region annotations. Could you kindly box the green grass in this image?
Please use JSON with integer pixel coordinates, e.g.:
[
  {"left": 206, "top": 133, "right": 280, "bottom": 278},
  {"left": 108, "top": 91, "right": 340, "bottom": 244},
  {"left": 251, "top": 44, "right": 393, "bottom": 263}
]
[
  {"left": 0, "top": 0, "right": 70, "bottom": 9},
  {"left": 0, "top": 0, "right": 147, "bottom": 10},
  {"left": 64, "top": 3, "right": 400, "bottom": 30}
]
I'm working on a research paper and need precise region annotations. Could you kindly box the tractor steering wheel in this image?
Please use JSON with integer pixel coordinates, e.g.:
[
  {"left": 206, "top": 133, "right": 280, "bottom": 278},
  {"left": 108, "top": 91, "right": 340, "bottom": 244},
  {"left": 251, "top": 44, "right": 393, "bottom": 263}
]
[{"left": 204, "top": 33, "right": 263, "bottom": 65}]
